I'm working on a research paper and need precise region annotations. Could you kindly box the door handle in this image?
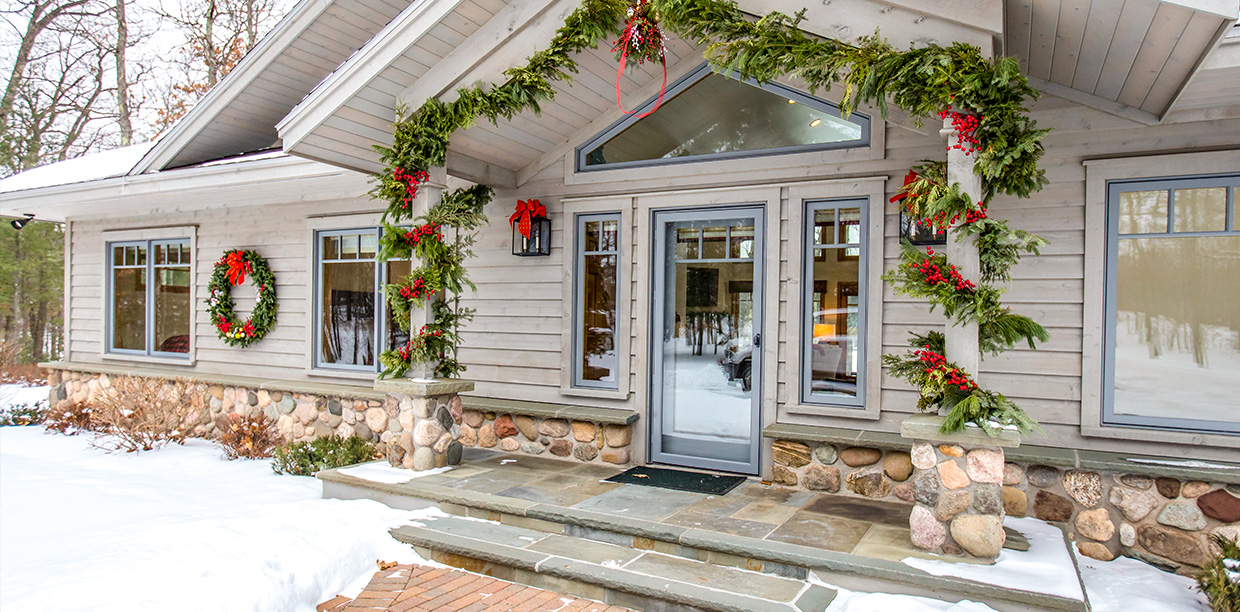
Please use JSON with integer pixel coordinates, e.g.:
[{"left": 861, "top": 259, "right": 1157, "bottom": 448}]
[{"left": 754, "top": 334, "right": 761, "bottom": 347}]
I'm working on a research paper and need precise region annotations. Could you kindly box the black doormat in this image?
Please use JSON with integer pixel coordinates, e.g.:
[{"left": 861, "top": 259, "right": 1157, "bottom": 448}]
[{"left": 604, "top": 465, "right": 747, "bottom": 496}]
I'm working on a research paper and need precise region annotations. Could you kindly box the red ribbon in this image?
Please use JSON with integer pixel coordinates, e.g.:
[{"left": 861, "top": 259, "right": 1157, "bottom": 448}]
[
  {"left": 224, "top": 251, "right": 248, "bottom": 286},
  {"left": 889, "top": 170, "right": 920, "bottom": 204},
  {"left": 615, "top": 38, "right": 667, "bottom": 119},
  {"left": 509, "top": 199, "right": 546, "bottom": 239}
]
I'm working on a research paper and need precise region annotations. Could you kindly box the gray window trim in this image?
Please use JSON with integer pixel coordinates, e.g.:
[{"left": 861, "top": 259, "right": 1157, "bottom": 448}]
[
  {"left": 105, "top": 238, "right": 192, "bottom": 358},
  {"left": 312, "top": 227, "right": 405, "bottom": 373},
  {"left": 572, "top": 212, "right": 622, "bottom": 390},
  {"left": 800, "top": 198, "right": 867, "bottom": 409},
  {"left": 1103, "top": 173, "right": 1240, "bottom": 435},
  {"left": 575, "top": 63, "right": 871, "bottom": 172}
]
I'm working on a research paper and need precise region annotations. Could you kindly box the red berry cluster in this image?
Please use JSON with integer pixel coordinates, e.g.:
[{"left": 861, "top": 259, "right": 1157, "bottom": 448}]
[
  {"left": 938, "top": 106, "right": 982, "bottom": 156},
  {"left": 399, "top": 277, "right": 428, "bottom": 300},
  {"left": 612, "top": 0, "right": 664, "bottom": 65},
  {"left": 403, "top": 222, "right": 441, "bottom": 246},
  {"left": 392, "top": 168, "right": 430, "bottom": 209},
  {"left": 914, "top": 344, "right": 978, "bottom": 392},
  {"left": 911, "top": 249, "right": 977, "bottom": 292},
  {"left": 397, "top": 325, "right": 446, "bottom": 362},
  {"left": 216, "top": 315, "right": 230, "bottom": 334},
  {"left": 964, "top": 205, "right": 988, "bottom": 224}
]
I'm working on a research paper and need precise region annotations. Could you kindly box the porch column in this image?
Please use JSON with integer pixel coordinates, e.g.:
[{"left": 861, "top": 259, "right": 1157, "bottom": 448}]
[
  {"left": 377, "top": 378, "right": 473, "bottom": 470},
  {"left": 940, "top": 116, "right": 980, "bottom": 379},
  {"left": 406, "top": 166, "right": 448, "bottom": 379}
]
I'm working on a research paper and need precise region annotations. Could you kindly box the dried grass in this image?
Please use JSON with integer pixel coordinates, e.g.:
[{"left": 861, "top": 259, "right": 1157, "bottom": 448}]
[
  {"left": 218, "top": 412, "right": 281, "bottom": 459},
  {"left": 89, "top": 377, "right": 199, "bottom": 453}
]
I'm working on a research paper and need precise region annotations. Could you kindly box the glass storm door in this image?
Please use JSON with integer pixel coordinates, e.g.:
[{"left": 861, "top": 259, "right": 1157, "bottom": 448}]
[{"left": 650, "top": 207, "right": 764, "bottom": 475}]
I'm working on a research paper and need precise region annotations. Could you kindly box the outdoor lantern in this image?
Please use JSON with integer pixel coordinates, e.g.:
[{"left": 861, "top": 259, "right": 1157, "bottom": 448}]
[
  {"left": 899, "top": 209, "right": 946, "bottom": 246},
  {"left": 510, "top": 199, "right": 551, "bottom": 257}
]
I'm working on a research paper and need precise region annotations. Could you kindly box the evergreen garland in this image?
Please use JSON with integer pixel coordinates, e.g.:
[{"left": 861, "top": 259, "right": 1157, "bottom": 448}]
[{"left": 371, "top": 0, "right": 1053, "bottom": 437}]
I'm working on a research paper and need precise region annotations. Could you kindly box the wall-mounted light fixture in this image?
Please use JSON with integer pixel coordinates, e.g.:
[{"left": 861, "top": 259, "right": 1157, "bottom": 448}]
[
  {"left": 10, "top": 214, "right": 34, "bottom": 231},
  {"left": 510, "top": 199, "right": 551, "bottom": 257}
]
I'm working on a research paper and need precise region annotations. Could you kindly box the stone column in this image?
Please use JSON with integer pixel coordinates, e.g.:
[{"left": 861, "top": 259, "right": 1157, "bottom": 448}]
[
  {"left": 940, "top": 115, "right": 981, "bottom": 381},
  {"left": 376, "top": 378, "right": 473, "bottom": 470},
  {"left": 406, "top": 166, "right": 448, "bottom": 380},
  {"left": 902, "top": 415, "right": 1019, "bottom": 562}
]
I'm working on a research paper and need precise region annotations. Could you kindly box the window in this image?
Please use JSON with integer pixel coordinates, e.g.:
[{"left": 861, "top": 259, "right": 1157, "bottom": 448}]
[
  {"left": 576, "top": 64, "right": 869, "bottom": 171},
  {"left": 573, "top": 213, "right": 621, "bottom": 388},
  {"left": 801, "top": 200, "right": 867, "bottom": 406},
  {"left": 1105, "top": 174, "right": 1240, "bottom": 434},
  {"left": 315, "top": 228, "right": 410, "bottom": 371},
  {"left": 107, "top": 239, "right": 192, "bottom": 357}
]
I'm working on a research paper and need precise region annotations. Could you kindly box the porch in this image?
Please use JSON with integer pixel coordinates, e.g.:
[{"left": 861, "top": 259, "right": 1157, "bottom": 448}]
[{"left": 320, "top": 450, "right": 1089, "bottom": 612}]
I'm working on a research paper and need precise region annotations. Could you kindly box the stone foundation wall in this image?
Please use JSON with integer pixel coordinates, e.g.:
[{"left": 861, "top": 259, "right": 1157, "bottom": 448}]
[
  {"left": 770, "top": 438, "right": 1240, "bottom": 571},
  {"left": 458, "top": 409, "right": 634, "bottom": 466}
]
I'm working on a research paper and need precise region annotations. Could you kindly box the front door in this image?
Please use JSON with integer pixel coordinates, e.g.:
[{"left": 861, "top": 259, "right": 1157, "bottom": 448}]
[{"left": 650, "top": 206, "right": 764, "bottom": 475}]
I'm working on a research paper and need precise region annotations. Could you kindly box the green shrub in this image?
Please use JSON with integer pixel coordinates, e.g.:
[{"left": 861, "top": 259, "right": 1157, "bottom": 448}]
[
  {"left": 0, "top": 401, "right": 46, "bottom": 426},
  {"left": 271, "top": 436, "right": 379, "bottom": 476},
  {"left": 1198, "top": 534, "right": 1240, "bottom": 612}
]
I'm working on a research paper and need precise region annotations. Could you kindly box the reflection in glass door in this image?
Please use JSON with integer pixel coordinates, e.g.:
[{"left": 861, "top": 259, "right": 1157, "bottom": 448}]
[{"left": 650, "top": 207, "right": 764, "bottom": 475}]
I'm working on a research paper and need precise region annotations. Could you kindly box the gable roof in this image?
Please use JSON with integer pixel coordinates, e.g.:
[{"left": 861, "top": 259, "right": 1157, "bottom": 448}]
[{"left": 129, "top": 0, "right": 415, "bottom": 174}]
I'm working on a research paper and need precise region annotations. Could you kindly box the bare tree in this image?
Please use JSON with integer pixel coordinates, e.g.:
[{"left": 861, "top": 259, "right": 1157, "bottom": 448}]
[{"left": 114, "top": 0, "right": 130, "bottom": 144}]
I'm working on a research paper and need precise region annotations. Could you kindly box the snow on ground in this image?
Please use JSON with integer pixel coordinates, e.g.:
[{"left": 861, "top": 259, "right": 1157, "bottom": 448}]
[
  {"left": 336, "top": 461, "right": 451, "bottom": 484},
  {"left": 0, "top": 142, "right": 154, "bottom": 193},
  {"left": 0, "top": 384, "right": 49, "bottom": 409},
  {"left": 1077, "top": 551, "right": 1210, "bottom": 612},
  {"left": 823, "top": 587, "right": 998, "bottom": 612},
  {"left": 902, "top": 517, "right": 1084, "bottom": 600},
  {"left": 0, "top": 426, "right": 426, "bottom": 612}
]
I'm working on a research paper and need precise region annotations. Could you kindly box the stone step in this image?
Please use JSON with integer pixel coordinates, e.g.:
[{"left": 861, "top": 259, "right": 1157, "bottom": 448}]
[
  {"left": 391, "top": 513, "right": 835, "bottom": 612},
  {"left": 322, "top": 468, "right": 1089, "bottom": 612}
]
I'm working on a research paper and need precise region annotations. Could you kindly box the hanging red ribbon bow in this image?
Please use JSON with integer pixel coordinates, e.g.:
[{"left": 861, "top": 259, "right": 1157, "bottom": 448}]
[
  {"left": 224, "top": 251, "right": 248, "bottom": 286},
  {"left": 889, "top": 170, "right": 921, "bottom": 204},
  {"left": 613, "top": 0, "right": 667, "bottom": 119},
  {"left": 509, "top": 199, "right": 547, "bottom": 239}
]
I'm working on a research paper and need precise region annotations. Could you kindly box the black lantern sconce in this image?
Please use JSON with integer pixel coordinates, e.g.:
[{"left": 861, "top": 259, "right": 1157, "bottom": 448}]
[
  {"left": 899, "top": 209, "right": 946, "bottom": 246},
  {"left": 511, "top": 199, "right": 551, "bottom": 257}
]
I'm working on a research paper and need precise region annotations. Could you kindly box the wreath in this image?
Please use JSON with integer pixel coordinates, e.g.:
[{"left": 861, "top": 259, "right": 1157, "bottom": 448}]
[{"left": 207, "top": 249, "right": 277, "bottom": 348}]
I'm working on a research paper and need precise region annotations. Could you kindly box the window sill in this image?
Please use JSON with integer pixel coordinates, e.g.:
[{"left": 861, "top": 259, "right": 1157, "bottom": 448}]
[
  {"left": 783, "top": 401, "right": 880, "bottom": 420},
  {"left": 1080, "top": 423, "right": 1240, "bottom": 450},
  {"left": 102, "top": 353, "right": 196, "bottom": 367},
  {"left": 560, "top": 386, "right": 629, "bottom": 401}
]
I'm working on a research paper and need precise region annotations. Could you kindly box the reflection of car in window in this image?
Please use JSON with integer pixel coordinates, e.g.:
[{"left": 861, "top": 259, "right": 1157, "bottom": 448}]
[
  {"left": 719, "top": 339, "right": 753, "bottom": 391},
  {"left": 808, "top": 305, "right": 859, "bottom": 395}
]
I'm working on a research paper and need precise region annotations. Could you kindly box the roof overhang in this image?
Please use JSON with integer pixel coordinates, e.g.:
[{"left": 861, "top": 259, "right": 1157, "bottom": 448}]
[
  {"left": 1005, "top": 0, "right": 1238, "bottom": 123},
  {"left": 276, "top": 0, "right": 1004, "bottom": 183}
]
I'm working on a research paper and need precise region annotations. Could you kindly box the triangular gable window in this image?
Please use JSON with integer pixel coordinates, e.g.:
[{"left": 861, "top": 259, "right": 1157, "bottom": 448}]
[{"left": 577, "top": 64, "right": 869, "bottom": 171}]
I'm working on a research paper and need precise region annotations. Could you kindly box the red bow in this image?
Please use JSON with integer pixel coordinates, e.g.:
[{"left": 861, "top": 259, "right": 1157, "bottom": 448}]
[
  {"left": 890, "top": 170, "right": 920, "bottom": 204},
  {"left": 509, "top": 199, "right": 546, "bottom": 239},
  {"left": 224, "top": 251, "right": 248, "bottom": 286}
]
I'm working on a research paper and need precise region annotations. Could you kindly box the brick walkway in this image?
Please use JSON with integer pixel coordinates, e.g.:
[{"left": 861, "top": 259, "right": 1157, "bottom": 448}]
[{"left": 318, "top": 564, "right": 634, "bottom": 612}]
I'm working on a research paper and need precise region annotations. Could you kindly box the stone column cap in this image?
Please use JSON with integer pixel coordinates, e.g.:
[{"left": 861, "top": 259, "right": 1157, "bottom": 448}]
[
  {"left": 900, "top": 415, "right": 1020, "bottom": 448},
  {"left": 375, "top": 378, "right": 474, "bottom": 397}
]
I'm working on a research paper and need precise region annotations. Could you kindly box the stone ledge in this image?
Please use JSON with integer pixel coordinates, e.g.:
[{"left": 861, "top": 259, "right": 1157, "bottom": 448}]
[
  {"left": 374, "top": 378, "right": 474, "bottom": 397},
  {"left": 462, "top": 396, "right": 639, "bottom": 425},
  {"left": 763, "top": 422, "right": 1240, "bottom": 485},
  {"left": 900, "top": 415, "right": 1021, "bottom": 448},
  {"left": 40, "top": 360, "right": 386, "bottom": 401}
]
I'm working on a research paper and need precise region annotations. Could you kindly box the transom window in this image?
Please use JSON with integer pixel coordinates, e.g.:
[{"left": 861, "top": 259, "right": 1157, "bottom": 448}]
[
  {"left": 1104, "top": 174, "right": 1240, "bottom": 434},
  {"left": 107, "top": 239, "right": 192, "bottom": 357},
  {"left": 577, "top": 64, "right": 869, "bottom": 171},
  {"left": 315, "top": 228, "right": 410, "bottom": 371},
  {"left": 801, "top": 200, "right": 867, "bottom": 406}
]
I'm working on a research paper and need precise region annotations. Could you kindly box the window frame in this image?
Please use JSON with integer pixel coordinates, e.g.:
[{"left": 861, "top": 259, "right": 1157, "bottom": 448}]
[
  {"left": 572, "top": 212, "right": 623, "bottom": 390},
  {"left": 1102, "top": 173, "right": 1240, "bottom": 435},
  {"left": 312, "top": 226, "right": 407, "bottom": 373},
  {"left": 104, "top": 236, "right": 193, "bottom": 360},
  {"left": 574, "top": 63, "right": 871, "bottom": 173},
  {"left": 799, "top": 198, "right": 869, "bottom": 409}
]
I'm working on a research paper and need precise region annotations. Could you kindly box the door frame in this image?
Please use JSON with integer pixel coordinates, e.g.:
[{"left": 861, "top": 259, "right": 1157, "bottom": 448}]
[{"left": 648, "top": 204, "right": 766, "bottom": 475}]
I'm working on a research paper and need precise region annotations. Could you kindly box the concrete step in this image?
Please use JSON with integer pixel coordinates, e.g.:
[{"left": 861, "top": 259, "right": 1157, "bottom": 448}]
[
  {"left": 390, "top": 513, "right": 836, "bottom": 612},
  {"left": 322, "top": 467, "right": 1088, "bottom": 612}
]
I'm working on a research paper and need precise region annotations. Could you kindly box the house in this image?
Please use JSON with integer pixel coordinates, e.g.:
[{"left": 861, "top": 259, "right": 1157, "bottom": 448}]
[{"left": 2, "top": 0, "right": 1238, "bottom": 574}]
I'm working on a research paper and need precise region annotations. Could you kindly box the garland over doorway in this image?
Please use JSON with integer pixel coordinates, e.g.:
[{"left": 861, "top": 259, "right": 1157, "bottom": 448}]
[{"left": 372, "top": 0, "right": 1051, "bottom": 436}]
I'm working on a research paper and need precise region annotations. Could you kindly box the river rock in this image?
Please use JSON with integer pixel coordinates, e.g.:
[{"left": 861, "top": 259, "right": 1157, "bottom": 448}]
[
  {"left": 1119, "top": 474, "right": 1154, "bottom": 490},
  {"left": 840, "top": 447, "right": 882, "bottom": 467},
  {"left": 463, "top": 410, "right": 484, "bottom": 428},
  {"left": 601, "top": 448, "right": 630, "bottom": 465},
  {"left": 1109, "top": 485, "right": 1161, "bottom": 522},
  {"left": 951, "top": 515, "right": 1006, "bottom": 558},
  {"left": 353, "top": 422, "right": 372, "bottom": 441},
  {"left": 519, "top": 440, "right": 545, "bottom": 455},
  {"left": 1026, "top": 465, "right": 1061, "bottom": 488},
  {"left": 448, "top": 396, "right": 463, "bottom": 423},
  {"left": 1034, "top": 490, "right": 1074, "bottom": 522},
  {"left": 1156, "top": 477, "right": 1181, "bottom": 499},
  {"left": 493, "top": 415, "right": 517, "bottom": 438},
  {"left": 973, "top": 484, "right": 1002, "bottom": 515},
  {"left": 365, "top": 407, "right": 388, "bottom": 434},
  {"left": 1120, "top": 522, "right": 1136, "bottom": 547},
  {"left": 914, "top": 471, "right": 940, "bottom": 506},
  {"left": 411, "top": 447, "right": 434, "bottom": 471},
  {"left": 477, "top": 423, "right": 497, "bottom": 448},
  {"left": 1003, "top": 463, "right": 1023, "bottom": 486},
  {"left": 773, "top": 465, "right": 798, "bottom": 486},
  {"left": 1157, "top": 502, "right": 1207, "bottom": 531},
  {"left": 1077, "top": 542, "right": 1114, "bottom": 561},
  {"left": 572, "top": 421, "right": 596, "bottom": 442},
  {"left": 883, "top": 451, "right": 913, "bottom": 482},
  {"left": 435, "top": 406, "right": 454, "bottom": 431},
  {"left": 1197, "top": 489, "right": 1240, "bottom": 523},
  {"left": 846, "top": 468, "right": 891, "bottom": 498},
  {"left": 773, "top": 440, "right": 813, "bottom": 468},
  {"left": 573, "top": 443, "right": 598, "bottom": 462},
  {"left": 910, "top": 443, "right": 936, "bottom": 470},
  {"left": 498, "top": 437, "right": 519, "bottom": 452},
  {"left": 1002, "top": 486, "right": 1028, "bottom": 517},
  {"left": 937, "top": 461, "right": 970, "bottom": 490},
  {"left": 1063, "top": 470, "right": 1102, "bottom": 507},
  {"left": 966, "top": 449, "right": 1004, "bottom": 485},
  {"left": 814, "top": 444, "right": 838, "bottom": 465},
  {"left": 413, "top": 419, "right": 442, "bottom": 447},
  {"left": 514, "top": 415, "right": 539, "bottom": 440},
  {"left": 1138, "top": 524, "right": 1209, "bottom": 567},
  {"left": 894, "top": 483, "right": 914, "bottom": 502},
  {"left": 1181, "top": 481, "right": 1210, "bottom": 499},
  {"left": 459, "top": 425, "right": 477, "bottom": 446},
  {"left": 604, "top": 424, "right": 632, "bottom": 447},
  {"left": 539, "top": 418, "right": 571, "bottom": 438},
  {"left": 936, "top": 490, "right": 971, "bottom": 522},
  {"left": 1076, "top": 508, "right": 1116, "bottom": 542},
  {"left": 939, "top": 444, "right": 964, "bottom": 458},
  {"left": 803, "top": 464, "right": 841, "bottom": 492},
  {"left": 909, "top": 505, "right": 946, "bottom": 551},
  {"left": 549, "top": 438, "right": 572, "bottom": 457}
]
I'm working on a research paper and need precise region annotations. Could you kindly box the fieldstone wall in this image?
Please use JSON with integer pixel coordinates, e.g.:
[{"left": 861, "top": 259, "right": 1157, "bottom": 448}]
[
  {"left": 385, "top": 393, "right": 464, "bottom": 470},
  {"left": 907, "top": 442, "right": 1007, "bottom": 559},
  {"left": 458, "top": 409, "right": 634, "bottom": 466},
  {"left": 770, "top": 437, "right": 1240, "bottom": 571}
]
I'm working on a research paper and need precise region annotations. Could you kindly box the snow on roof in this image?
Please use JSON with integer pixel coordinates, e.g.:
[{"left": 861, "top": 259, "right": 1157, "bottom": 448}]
[{"left": 0, "top": 142, "right": 155, "bottom": 194}]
